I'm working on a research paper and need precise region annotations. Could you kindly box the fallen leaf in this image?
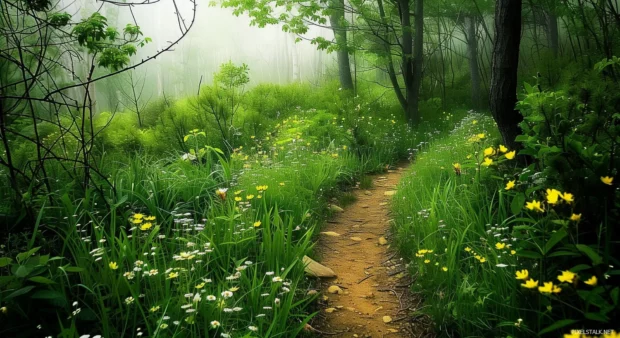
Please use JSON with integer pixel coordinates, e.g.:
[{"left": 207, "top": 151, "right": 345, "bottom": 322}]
[
  {"left": 307, "top": 290, "right": 318, "bottom": 296},
  {"left": 303, "top": 256, "right": 336, "bottom": 278},
  {"left": 378, "top": 237, "right": 388, "bottom": 245},
  {"left": 384, "top": 190, "right": 397, "bottom": 196},
  {"left": 379, "top": 202, "right": 388, "bottom": 206},
  {"left": 383, "top": 315, "right": 393, "bottom": 323},
  {"left": 321, "top": 231, "right": 341, "bottom": 237},
  {"left": 329, "top": 205, "right": 344, "bottom": 212},
  {"left": 350, "top": 236, "right": 362, "bottom": 242},
  {"left": 327, "top": 285, "right": 343, "bottom": 294},
  {"left": 388, "top": 329, "right": 399, "bottom": 333},
  {"left": 325, "top": 307, "right": 336, "bottom": 313}
]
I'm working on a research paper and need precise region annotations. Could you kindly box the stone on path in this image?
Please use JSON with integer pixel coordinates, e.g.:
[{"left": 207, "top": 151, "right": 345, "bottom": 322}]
[{"left": 303, "top": 256, "right": 336, "bottom": 278}]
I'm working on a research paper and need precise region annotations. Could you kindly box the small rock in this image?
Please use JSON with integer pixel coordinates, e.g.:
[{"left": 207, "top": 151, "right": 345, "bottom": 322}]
[
  {"left": 307, "top": 289, "right": 318, "bottom": 296},
  {"left": 384, "top": 191, "right": 397, "bottom": 196},
  {"left": 378, "top": 237, "right": 388, "bottom": 245},
  {"left": 325, "top": 307, "right": 337, "bottom": 313},
  {"left": 350, "top": 236, "right": 362, "bottom": 242},
  {"left": 303, "top": 256, "right": 336, "bottom": 278},
  {"left": 379, "top": 202, "right": 388, "bottom": 206},
  {"left": 321, "top": 231, "right": 341, "bottom": 237},
  {"left": 327, "top": 285, "right": 343, "bottom": 294},
  {"left": 383, "top": 315, "right": 393, "bottom": 323}
]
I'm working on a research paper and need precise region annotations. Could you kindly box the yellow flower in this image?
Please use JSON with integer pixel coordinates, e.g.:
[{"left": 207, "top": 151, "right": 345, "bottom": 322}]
[
  {"left": 168, "top": 272, "right": 179, "bottom": 279},
  {"left": 538, "top": 281, "right": 560, "bottom": 294},
  {"left": 424, "top": 259, "right": 430, "bottom": 264},
  {"left": 150, "top": 306, "right": 160, "bottom": 312},
  {"left": 584, "top": 275, "right": 597, "bottom": 286},
  {"left": 546, "top": 189, "right": 562, "bottom": 205},
  {"left": 515, "top": 269, "right": 529, "bottom": 280},
  {"left": 144, "top": 216, "right": 156, "bottom": 221},
  {"left": 477, "top": 133, "right": 485, "bottom": 140},
  {"left": 464, "top": 247, "right": 472, "bottom": 252},
  {"left": 557, "top": 270, "right": 576, "bottom": 283},
  {"left": 132, "top": 218, "right": 143, "bottom": 224},
  {"left": 109, "top": 262, "right": 118, "bottom": 270},
  {"left": 522, "top": 279, "right": 538, "bottom": 289},
  {"left": 478, "top": 257, "right": 486, "bottom": 263},
  {"left": 505, "top": 150, "right": 516, "bottom": 160},
  {"left": 510, "top": 250, "right": 516, "bottom": 255},
  {"left": 253, "top": 221, "right": 262, "bottom": 227},
  {"left": 279, "top": 182, "right": 285, "bottom": 186},
  {"left": 140, "top": 222, "right": 153, "bottom": 231},
  {"left": 472, "top": 120, "right": 478, "bottom": 125},
  {"left": 234, "top": 190, "right": 242, "bottom": 195},
  {"left": 564, "top": 333, "right": 581, "bottom": 338},
  {"left": 601, "top": 176, "right": 614, "bottom": 185},
  {"left": 234, "top": 196, "right": 242, "bottom": 202},
  {"left": 482, "top": 157, "right": 493, "bottom": 166},
  {"left": 442, "top": 267, "right": 448, "bottom": 272},
  {"left": 483, "top": 147, "right": 496, "bottom": 156},
  {"left": 499, "top": 145, "right": 508, "bottom": 153},
  {"left": 133, "top": 213, "right": 144, "bottom": 220},
  {"left": 569, "top": 213, "right": 581, "bottom": 222},
  {"left": 495, "top": 242, "right": 506, "bottom": 250},
  {"left": 196, "top": 282, "right": 206, "bottom": 289},
  {"left": 215, "top": 188, "right": 228, "bottom": 200},
  {"left": 525, "top": 200, "right": 544, "bottom": 213},
  {"left": 453, "top": 163, "right": 461, "bottom": 169},
  {"left": 561, "top": 192, "right": 574, "bottom": 204},
  {"left": 0, "top": 306, "right": 6, "bottom": 314},
  {"left": 505, "top": 180, "right": 516, "bottom": 190},
  {"left": 246, "top": 195, "right": 255, "bottom": 200}
]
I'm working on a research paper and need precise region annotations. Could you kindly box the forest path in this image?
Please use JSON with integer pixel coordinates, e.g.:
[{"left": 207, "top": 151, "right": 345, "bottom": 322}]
[{"left": 313, "top": 165, "right": 422, "bottom": 337}]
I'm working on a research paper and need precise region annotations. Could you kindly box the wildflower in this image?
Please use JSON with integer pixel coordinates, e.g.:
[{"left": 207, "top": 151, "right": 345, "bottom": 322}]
[
  {"left": 279, "top": 182, "right": 285, "bottom": 186},
  {"left": 249, "top": 326, "right": 258, "bottom": 332},
  {"left": 453, "top": 163, "right": 461, "bottom": 175},
  {"left": 483, "top": 147, "right": 496, "bottom": 156},
  {"left": 477, "top": 133, "right": 485, "bottom": 140},
  {"left": 193, "top": 293, "right": 202, "bottom": 303},
  {"left": 140, "top": 222, "right": 153, "bottom": 231},
  {"left": 123, "top": 271, "right": 135, "bottom": 280},
  {"left": 109, "top": 262, "right": 118, "bottom": 270},
  {"left": 150, "top": 306, "right": 160, "bottom": 312},
  {"left": 246, "top": 194, "right": 255, "bottom": 200},
  {"left": 160, "top": 324, "right": 168, "bottom": 329},
  {"left": 195, "top": 282, "right": 206, "bottom": 289},
  {"left": 464, "top": 247, "right": 472, "bottom": 252},
  {"left": 144, "top": 216, "right": 156, "bottom": 221},
  {"left": 133, "top": 213, "right": 144, "bottom": 220},
  {"left": 253, "top": 221, "right": 262, "bottom": 228},
  {"left": 545, "top": 189, "right": 562, "bottom": 205},
  {"left": 229, "top": 286, "right": 239, "bottom": 292},
  {"left": 525, "top": 200, "right": 544, "bottom": 213},
  {"left": 1, "top": 306, "right": 7, "bottom": 314},
  {"left": 495, "top": 242, "right": 506, "bottom": 250},
  {"left": 601, "top": 176, "right": 614, "bottom": 185},
  {"left": 167, "top": 272, "right": 179, "bottom": 279},
  {"left": 499, "top": 145, "right": 508, "bottom": 153},
  {"left": 272, "top": 276, "right": 283, "bottom": 282},
  {"left": 557, "top": 270, "right": 576, "bottom": 283},
  {"left": 521, "top": 279, "right": 538, "bottom": 288},
  {"left": 132, "top": 218, "right": 143, "bottom": 224},
  {"left": 216, "top": 188, "right": 228, "bottom": 200},
  {"left": 478, "top": 257, "right": 487, "bottom": 263},
  {"left": 584, "top": 275, "right": 597, "bottom": 286},
  {"left": 125, "top": 297, "right": 135, "bottom": 305},
  {"left": 515, "top": 269, "right": 530, "bottom": 280},
  {"left": 505, "top": 151, "right": 516, "bottom": 160},
  {"left": 211, "top": 320, "right": 221, "bottom": 328},
  {"left": 206, "top": 295, "right": 216, "bottom": 301},
  {"left": 235, "top": 197, "right": 242, "bottom": 202},
  {"left": 570, "top": 213, "right": 581, "bottom": 221},
  {"left": 505, "top": 180, "right": 516, "bottom": 190},
  {"left": 482, "top": 157, "right": 493, "bottom": 166},
  {"left": 538, "top": 282, "right": 561, "bottom": 294},
  {"left": 561, "top": 192, "right": 574, "bottom": 204},
  {"left": 424, "top": 259, "right": 430, "bottom": 264},
  {"left": 221, "top": 291, "right": 233, "bottom": 299},
  {"left": 510, "top": 250, "right": 516, "bottom": 255},
  {"left": 442, "top": 267, "right": 448, "bottom": 272}
]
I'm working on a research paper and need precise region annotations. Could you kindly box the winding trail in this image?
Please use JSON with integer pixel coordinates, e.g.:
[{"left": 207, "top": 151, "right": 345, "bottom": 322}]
[{"left": 314, "top": 165, "right": 421, "bottom": 337}]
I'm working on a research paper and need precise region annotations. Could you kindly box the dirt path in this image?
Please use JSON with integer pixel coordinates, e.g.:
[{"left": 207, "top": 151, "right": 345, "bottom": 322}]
[{"left": 313, "top": 165, "right": 417, "bottom": 337}]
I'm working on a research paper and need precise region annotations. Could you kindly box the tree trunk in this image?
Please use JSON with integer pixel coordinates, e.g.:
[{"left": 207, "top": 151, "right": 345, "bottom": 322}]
[
  {"left": 490, "top": 0, "right": 524, "bottom": 150},
  {"left": 465, "top": 15, "right": 482, "bottom": 109},
  {"left": 410, "top": 0, "right": 423, "bottom": 124},
  {"left": 329, "top": 0, "right": 354, "bottom": 90},
  {"left": 544, "top": 9, "right": 559, "bottom": 57}
]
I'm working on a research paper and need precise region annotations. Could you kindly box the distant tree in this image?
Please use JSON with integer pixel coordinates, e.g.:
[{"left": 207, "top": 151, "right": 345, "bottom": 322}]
[{"left": 489, "top": 0, "right": 524, "bottom": 150}]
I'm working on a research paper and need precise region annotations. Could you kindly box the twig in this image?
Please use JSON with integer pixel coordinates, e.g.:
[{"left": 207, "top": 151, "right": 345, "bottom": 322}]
[{"left": 357, "top": 274, "right": 374, "bottom": 284}]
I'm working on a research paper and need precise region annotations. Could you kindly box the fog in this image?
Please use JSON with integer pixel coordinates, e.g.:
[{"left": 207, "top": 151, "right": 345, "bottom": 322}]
[{"left": 63, "top": 0, "right": 335, "bottom": 111}]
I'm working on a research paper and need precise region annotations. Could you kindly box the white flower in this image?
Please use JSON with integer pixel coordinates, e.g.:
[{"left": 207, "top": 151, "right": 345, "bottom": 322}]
[
  {"left": 125, "top": 297, "right": 134, "bottom": 305},
  {"left": 272, "top": 276, "right": 283, "bottom": 282},
  {"left": 211, "top": 320, "right": 221, "bottom": 328},
  {"left": 193, "top": 293, "right": 201, "bottom": 303},
  {"left": 265, "top": 271, "right": 274, "bottom": 276},
  {"left": 249, "top": 326, "right": 258, "bottom": 332},
  {"left": 221, "top": 291, "right": 233, "bottom": 299},
  {"left": 207, "top": 295, "right": 216, "bottom": 301}
]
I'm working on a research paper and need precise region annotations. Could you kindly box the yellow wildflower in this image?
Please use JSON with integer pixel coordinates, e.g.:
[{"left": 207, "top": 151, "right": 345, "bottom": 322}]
[
  {"left": 140, "top": 222, "right": 153, "bottom": 231},
  {"left": 538, "top": 282, "right": 560, "bottom": 294},
  {"left": 133, "top": 213, "right": 144, "bottom": 220},
  {"left": 483, "top": 147, "right": 496, "bottom": 156},
  {"left": 525, "top": 200, "right": 544, "bottom": 213},
  {"left": 505, "top": 151, "right": 516, "bottom": 160},
  {"left": 569, "top": 214, "right": 581, "bottom": 222},
  {"left": 584, "top": 275, "right": 597, "bottom": 286},
  {"left": 601, "top": 176, "right": 614, "bottom": 185},
  {"left": 424, "top": 259, "right": 430, "bottom": 264},
  {"left": 144, "top": 216, "right": 156, "bottom": 221},
  {"left": 253, "top": 221, "right": 262, "bottom": 227},
  {"left": 546, "top": 189, "right": 562, "bottom": 205},
  {"left": 464, "top": 247, "right": 472, "bottom": 252},
  {"left": 109, "top": 262, "right": 118, "bottom": 270},
  {"left": 557, "top": 270, "right": 576, "bottom": 283},
  {"left": 132, "top": 218, "right": 143, "bottom": 224},
  {"left": 442, "top": 267, "right": 448, "bottom": 272},
  {"left": 246, "top": 195, "right": 255, "bottom": 200},
  {"left": 561, "top": 192, "right": 574, "bottom": 204},
  {"left": 168, "top": 272, "right": 179, "bottom": 279},
  {"left": 522, "top": 279, "right": 538, "bottom": 289},
  {"left": 479, "top": 257, "right": 486, "bottom": 263},
  {"left": 234, "top": 190, "right": 242, "bottom": 195},
  {"left": 234, "top": 196, "right": 242, "bottom": 202},
  {"left": 150, "top": 306, "right": 160, "bottom": 312},
  {"left": 499, "top": 145, "right": 508, "bottom": 153},
  {"left": 495, "top": 242, "right": 506, "bottom": 250},
  {"left": 510, "top": 250, "right": 516, "bottom": 255},
  {"left": 196, "top": 282, "right": 206, "bottom": 289},
  {"left": 482, "top": 157, "right": 493, "bottom": 166},
  {"left": 477, "top": 133, "right": 485, "bottom": 140},
  {"left": 505, "top": 180, "right": 516, "bottom": 190},
  {"left": 515, "top": 269, "right": 529, "bottom": 280}
]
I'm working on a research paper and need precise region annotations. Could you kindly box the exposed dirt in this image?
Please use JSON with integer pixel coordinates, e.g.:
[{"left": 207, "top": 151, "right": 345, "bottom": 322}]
[{"left": 312, "top": 165, "right": 430, "bottom": 338}]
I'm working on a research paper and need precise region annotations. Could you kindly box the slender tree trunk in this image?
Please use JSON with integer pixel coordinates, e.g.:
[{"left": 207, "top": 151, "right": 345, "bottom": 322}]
[
  {"left": 465, "top": 15, "right": 482, "bottom": 109},
  {"left": 490, "top": 0, "right": 524, "bottom": 150},
  {"left": 544, "top": 9, "right": 559, "bottom": 57},
  {"left": 329, "top": 0, "right": 354, "bottom": 90},
  {"left": 410, "top": 0, "right": 424, "bottom": 124}
]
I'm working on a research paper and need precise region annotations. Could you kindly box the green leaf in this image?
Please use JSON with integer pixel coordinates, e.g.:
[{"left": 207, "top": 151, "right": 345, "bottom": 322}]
[
  {"left": 576, "top": 244, "right": 603, "bottom": 265},
  {"left": 63, "top": 266, "right": 85, "bottom": 273},
  {"left": 544, "top": 229, "right": 567, "bottom": 254},
  {"left": 511, "top": 193, "right": 526, "bottom": 215},
  {"left": 547, "top": 250, "right": 579, "bottom": 258},
  {"left": 0, "top": 257, "right": 12, "bottom": 267},
  {"left": 31, "top": 290, "right": 68, "bottom": 307},
  {"left": 611, "top": 287, "right": 619, "bottom": 306},
  {"left": 29, "top": 276, "right": 56, "bottom": 284},
  {"left": 5, "top": 285, "right": 36, "bottom": 299},
  {"left": 517, "top": 250, "right": 542, "bottom": 259},
  {"left": 16, "top": 247, "right": 40, "bottom": 263},
  {"left": 584, "top": 312, "right": 609, "bottom": 322},
  {"left": 538, "top": 319, "right": 578, "bottom": 335},
  {"left": 15, "top": 265, "right": 33, "bottom": 278}
]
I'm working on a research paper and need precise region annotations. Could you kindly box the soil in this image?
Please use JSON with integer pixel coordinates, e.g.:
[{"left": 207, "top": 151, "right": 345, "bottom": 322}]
[{"left": 312, "top": 165, "right": 431, "bottom": 337}]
